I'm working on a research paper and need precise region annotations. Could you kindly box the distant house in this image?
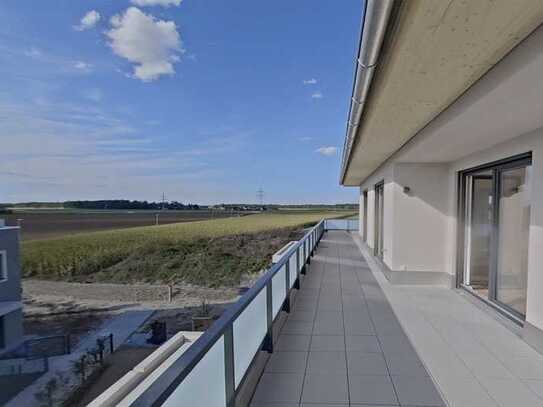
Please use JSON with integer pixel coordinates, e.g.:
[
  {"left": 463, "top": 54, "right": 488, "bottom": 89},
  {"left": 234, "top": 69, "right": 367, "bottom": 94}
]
[{"left": 0, "top": 223, "right": 23, "bottom": 353}]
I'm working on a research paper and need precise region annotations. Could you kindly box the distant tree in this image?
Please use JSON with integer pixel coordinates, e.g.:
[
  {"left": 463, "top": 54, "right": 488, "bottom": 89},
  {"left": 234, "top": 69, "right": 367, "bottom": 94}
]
[{"left": 63, "top": 200, "right": 201, "bottom": 211}]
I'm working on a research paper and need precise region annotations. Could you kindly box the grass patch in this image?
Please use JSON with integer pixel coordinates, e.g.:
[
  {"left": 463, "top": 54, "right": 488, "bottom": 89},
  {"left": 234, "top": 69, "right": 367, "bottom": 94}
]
[{"left": 22, "top": 211, "right": 353, "bottom": 287}]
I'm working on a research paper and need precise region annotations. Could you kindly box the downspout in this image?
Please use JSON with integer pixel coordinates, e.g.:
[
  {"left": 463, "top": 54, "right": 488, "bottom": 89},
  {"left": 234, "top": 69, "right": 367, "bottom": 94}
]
[{"left": 340, "top": 0, "right": 395, "bottom": 185}]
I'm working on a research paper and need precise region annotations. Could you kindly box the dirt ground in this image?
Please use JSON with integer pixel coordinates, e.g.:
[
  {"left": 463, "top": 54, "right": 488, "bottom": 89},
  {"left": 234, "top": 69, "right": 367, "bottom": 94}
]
[
  {"left": 4, "top": 210, "right": 237, "bottom": 241},
  {"left": 22, "top": 278, "right": 244, "bottom": 349},
  {"left": 23, "top": 297, "right": 113, "bottom": 346},
  {"left": 23, "top": 279, "right": 242, "bottom": 304}
]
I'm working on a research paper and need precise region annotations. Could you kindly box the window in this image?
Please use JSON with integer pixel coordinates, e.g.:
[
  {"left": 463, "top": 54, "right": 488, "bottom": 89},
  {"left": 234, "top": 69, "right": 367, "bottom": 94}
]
[
  {"left": 458, "top": 152, "right": 532, "bottom": 319},
  {"left": 0, "top": 250, "right": 7, "bottom": 282},
  {"left": 374, "top": 182, "right": 385, "bottom": 259},
  {"left": 363, "top": 190, "right": 368, "bottom": 242}
]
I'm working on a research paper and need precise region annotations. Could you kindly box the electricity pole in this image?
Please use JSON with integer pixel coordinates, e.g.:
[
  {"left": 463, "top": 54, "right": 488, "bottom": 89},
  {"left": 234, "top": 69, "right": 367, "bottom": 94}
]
[{"left": 257, "top": 187, "right": 264, "bottom": 207}]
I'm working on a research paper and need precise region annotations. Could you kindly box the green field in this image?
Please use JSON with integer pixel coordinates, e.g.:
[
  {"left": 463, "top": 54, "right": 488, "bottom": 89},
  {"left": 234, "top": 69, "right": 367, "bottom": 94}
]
[{"left": 22, "top": 211, "right": 353, "bottom": 287}]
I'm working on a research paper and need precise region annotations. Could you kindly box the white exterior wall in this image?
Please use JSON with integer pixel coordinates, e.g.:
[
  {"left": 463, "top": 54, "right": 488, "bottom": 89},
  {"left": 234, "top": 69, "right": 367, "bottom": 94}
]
[
  {"left": 391, "top": 164, "right": 450, "bottom": 272},
  {"left": 357, "top": 128, "right": 543, "bottom": 331},
  {"left": 359, "top": 163, "right": 450, "bottom": 274}
]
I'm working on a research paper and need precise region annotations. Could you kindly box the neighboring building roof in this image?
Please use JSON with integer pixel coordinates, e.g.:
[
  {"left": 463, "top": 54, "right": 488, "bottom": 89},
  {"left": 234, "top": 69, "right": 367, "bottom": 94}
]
[
  {"left": 0, "top": 301, "right": 22, "bottom": 317},
  {"left": 0, "top": 227, "right": 20, "bottom": 231},
  {"left": 341, "top": 0, "right": 543, "bottom": 186}
]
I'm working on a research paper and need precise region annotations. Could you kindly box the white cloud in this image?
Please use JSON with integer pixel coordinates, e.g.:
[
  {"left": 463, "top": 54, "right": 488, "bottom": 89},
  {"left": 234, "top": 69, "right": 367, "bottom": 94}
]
[
  {"left": 131, "top": 0, "right": 183, "bottom": 7},
  {"left": 106, "top": 7, "right": 182, "bottom": 82},
  {"left": 24, "top": 47, "right": 42, "bottom": 58},
  {"left": 0, "top": 99, "right": 227, "bottom": 202},
  {"left": 303, "top": 78, "right": 317, "bottom": 85},
  {"left": 311, "top": 91, "right": 323, "bottom": 99},
  {"left": 316, "top": 146, "right": 337, "bottom": 156},
  {"left": 74, "top": 61, "right": 93, "bottom": 71},
  {"left": 74, "top": 10, "right": 101, "bottom": 31},
  {"left": 83, "top": 88, "right": 103, "bottom": 102}
]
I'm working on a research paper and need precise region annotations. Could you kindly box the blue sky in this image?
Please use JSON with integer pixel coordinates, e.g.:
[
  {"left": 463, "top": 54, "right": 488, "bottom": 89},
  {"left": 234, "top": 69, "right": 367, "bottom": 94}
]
[{"left": 0, "top": 0, "right": 363, "bottom": 204}]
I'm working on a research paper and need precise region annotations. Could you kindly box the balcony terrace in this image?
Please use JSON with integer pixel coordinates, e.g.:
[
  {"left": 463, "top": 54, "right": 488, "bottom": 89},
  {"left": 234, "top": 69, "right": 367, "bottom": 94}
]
[
  {"left": 251, "top": 230, "right": 445, "bottom": 406},
  {"left": 91, "top": 221, "right": 543, "bottom": 407}
]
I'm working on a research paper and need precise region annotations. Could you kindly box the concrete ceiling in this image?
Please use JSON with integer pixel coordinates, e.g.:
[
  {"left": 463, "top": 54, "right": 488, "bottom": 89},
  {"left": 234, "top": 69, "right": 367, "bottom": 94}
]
[
  {"left": 342, "top": 0, "right": 543, "bottom": 186},
  {"left": 398, "top": 23, "right": 543, "bottom": 163}
]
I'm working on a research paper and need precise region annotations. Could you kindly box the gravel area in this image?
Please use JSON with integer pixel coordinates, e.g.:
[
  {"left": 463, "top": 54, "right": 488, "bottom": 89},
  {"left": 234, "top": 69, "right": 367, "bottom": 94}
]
[{"left": 23, "top": 279, "right": 241, "bottom": 305}]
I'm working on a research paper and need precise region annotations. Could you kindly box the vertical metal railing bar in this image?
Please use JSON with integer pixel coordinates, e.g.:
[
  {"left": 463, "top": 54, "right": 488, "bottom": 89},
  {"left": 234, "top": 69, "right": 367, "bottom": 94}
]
[
  {"left": 296, "top": 248, "right": 301, "bottom": 287},
  {"left": 262, "top": 282, "right": 273, "bottom": 353},
  {"left": 283, "top": 262, "right": 291, "bottom": 313},
  {"left": 224, "top": 326, "right": 235, "bottom": 407},
  {"left": 307, "top": 237, "right": 311, "bottom": 265},
  {"left": 301, "top": 241, "right": 307, "bottom": 275}
]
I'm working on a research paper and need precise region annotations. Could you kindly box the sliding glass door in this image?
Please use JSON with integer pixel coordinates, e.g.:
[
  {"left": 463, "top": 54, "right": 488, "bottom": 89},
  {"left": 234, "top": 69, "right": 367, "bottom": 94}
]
[
  {"left": 363, "top": 190, "right": 368, "bottom": 242},
  {"left": 463, "top": 171, "right": 493, "bottom": 297},
  {"left": 374, "top": 182, "right": 384, "bottom": 259},
  {"left": 496, "top": 166, "right": 531, "bottom": 315},
  {"left": 460, "top": 154, "right": 532, "bottom": 319}
]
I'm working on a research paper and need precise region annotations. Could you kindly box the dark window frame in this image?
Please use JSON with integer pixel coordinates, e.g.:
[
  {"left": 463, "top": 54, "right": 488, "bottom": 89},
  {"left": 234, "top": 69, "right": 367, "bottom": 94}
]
[
  {"left": 374, "top": 181, "right": 385, "bottom": 259},
  {"left": 456, "top": 151, "right": 532, "bottom": 321},
  {"left": 362, "top": 190, "right": 368, "bottom": 242}
]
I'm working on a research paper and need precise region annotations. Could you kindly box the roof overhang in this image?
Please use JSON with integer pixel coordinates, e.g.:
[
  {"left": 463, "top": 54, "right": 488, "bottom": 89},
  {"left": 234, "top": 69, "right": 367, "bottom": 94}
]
[{"left": 341, "top": 0, "right": 543, "bottom": 186}]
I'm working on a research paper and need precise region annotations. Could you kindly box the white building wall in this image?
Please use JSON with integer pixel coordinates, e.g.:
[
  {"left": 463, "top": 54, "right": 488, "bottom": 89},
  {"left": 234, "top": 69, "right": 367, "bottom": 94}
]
[
  {"left": 359, "top": 162, "right": 450, "bottom": 274},
  {"left": 391, "top": 163, "right": 450, "bottom": 272},
  {"left": 356, "top": 129, "right": 543, "bottom": 330}
]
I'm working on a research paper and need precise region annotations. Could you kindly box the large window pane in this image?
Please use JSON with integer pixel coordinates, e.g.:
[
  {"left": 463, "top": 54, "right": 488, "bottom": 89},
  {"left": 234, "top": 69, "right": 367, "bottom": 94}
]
[
  {"left": 497, "top": 166, "right": 531, "bottom": 315},
  {"left": 463, "top": 171, "right": 493, "bottom": 298}
]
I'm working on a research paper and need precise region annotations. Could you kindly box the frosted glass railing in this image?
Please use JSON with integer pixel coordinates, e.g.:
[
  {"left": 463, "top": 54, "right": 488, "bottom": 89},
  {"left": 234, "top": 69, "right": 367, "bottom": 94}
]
[
  {"left": 233, "top": 289, "right": 267, "bottom": 387},
  {"left": 324, "top": 218, "right": 359, "bottom": 231},
  {"left": 131, "top": 219, "right": 328, "bottom": 407}
]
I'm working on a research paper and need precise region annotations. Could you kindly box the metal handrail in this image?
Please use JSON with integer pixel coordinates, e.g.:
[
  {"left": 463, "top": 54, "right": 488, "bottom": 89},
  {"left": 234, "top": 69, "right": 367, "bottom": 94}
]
[{"left": 131, "top": 219, "right": 326, "bottom": 406}]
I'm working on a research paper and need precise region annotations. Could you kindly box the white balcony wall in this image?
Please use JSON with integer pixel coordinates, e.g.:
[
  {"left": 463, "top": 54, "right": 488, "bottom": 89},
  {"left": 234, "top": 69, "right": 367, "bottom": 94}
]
[{"left": 391, "top": 163, "right": 449, "bottom": 273}]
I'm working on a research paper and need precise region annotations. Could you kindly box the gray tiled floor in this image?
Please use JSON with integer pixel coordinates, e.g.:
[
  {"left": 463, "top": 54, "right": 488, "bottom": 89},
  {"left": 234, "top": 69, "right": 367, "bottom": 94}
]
[
  {"left": 352, "top": 233, "right": 543, "bottom": 407},
  {"left": 251, "top": 231, "right": 445, "bottom": 407}
]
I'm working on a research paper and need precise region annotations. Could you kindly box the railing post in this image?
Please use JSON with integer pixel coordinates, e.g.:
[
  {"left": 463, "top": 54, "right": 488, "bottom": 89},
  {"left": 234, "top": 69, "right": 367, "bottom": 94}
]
[
  {"left": 319, "top": 221, "right": 326, "bottom": 242},
  {"left": 304, "top": 238, "right": 310, "bottom": 265},
  {"left": 301, "top": 243, "right": 306, "bottom": 275},
  {"left": 262, "top": 282, "right": 273, "bottom": 353},
  {"left": 282, "top": 262, "right": 290, "bottom": 313},
  {"left": 296, "top": 248, "right": 303, "bottom": 282},
  {"left": 224, "top": 325, "right": 235, "bottom": 407}
]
